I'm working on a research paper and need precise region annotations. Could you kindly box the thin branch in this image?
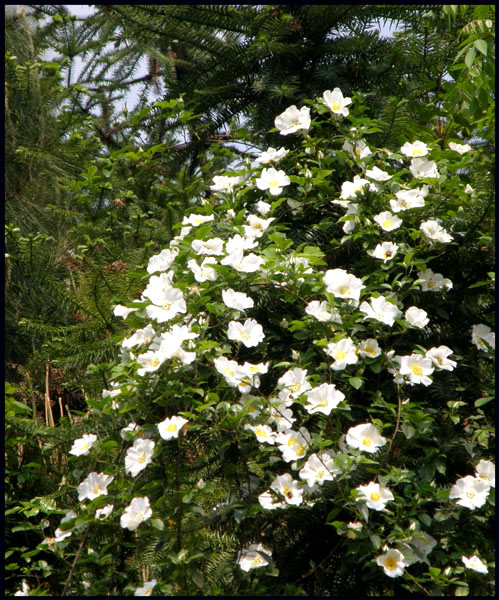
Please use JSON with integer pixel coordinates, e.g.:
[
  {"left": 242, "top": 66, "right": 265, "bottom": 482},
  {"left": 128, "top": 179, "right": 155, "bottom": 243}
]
[{"left": 62, "top": 525, "right": 90, "bottom": 595}]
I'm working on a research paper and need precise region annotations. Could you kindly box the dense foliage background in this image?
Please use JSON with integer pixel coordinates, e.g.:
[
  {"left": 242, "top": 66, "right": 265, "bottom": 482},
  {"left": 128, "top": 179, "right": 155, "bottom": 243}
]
[{"left": 5, "top": 4, "right": 494, "bottom": 596}]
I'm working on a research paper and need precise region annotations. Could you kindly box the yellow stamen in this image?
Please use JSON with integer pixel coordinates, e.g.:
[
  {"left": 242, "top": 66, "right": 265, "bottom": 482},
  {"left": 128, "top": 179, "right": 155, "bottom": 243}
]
[{"left": 411, "top": 364, "right": 422, "bottom": 376}]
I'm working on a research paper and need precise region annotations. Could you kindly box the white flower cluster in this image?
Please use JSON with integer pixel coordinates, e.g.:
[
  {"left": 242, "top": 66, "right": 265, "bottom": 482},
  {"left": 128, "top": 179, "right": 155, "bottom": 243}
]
[{"left": 60, "top": 88, "right": 491, "bottom": 593}]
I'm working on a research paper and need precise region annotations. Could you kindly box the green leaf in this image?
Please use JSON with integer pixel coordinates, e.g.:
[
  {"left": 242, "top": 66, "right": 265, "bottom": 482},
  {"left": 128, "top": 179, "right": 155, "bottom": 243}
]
[
  {"left": 348, "top": 377, "right": 363, "bottom": 390},
  {"left": 401, "top": 423, "right": 415, "bottom": 439},
  {"left": 418, "top": 513, "right": 432, "bottom": 527},
  {"left": 475, "top": 396, "right": 494, "bottom": 408},
  {"left": 455, "top": 585, "right": 469, "bottom": 596},
  {"left": 429, "top": 566, "right": 441, "bottom": 577},
  {"left": 151, "top": 518, "right": 164, "bottom": 531},
  {"left": 192, "top": 569, "right": 205, "bottom": 589},
  {"left": 465, "top": 47, "right": 476, "bottom": 69},
  {"left": 468, "top": 280, "right": 491, "bottom": 289},
  {"left": 474, "top": 39, "right": 487, "bottom": 56}
]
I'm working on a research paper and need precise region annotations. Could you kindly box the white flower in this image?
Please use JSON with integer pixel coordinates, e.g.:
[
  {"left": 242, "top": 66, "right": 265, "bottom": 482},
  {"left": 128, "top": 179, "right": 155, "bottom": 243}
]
[
  {"left": 462, "top": 555, "right": 488, "bottom": 574},
  {"left": 270, "top": 473, "right": 304, "bottom": 505},
  {"left": 210, "top": 175, "right": 242, "bottom": 193},
  {"left": 268, "top": 401, "right": 296, "bottom": 432},
  {"left": 365, "top": 165, "right": 391, "bottom": 181},
  {"left": 277, "top": 367, "right": 312, "bottom": 399},
  {"left": 215, "top": 359, "right": 262, "bottom": 394},
  {"left": 345, "top": 521, "right": 363, "bottom": 539},
  {"left": 304, "top": 383, "right": 345, "bottom": 415},
  {"left": 120, "top": 497, "right": 152, "bottom": 531},
  {"left": 299, "top": 452, "right": 340, "bottom": 487},
  {"left": 144, "top": 287, "right": 186, "bottom": 324},
  {"left": 14, "top": 581, "right": 30, "bottom": 596},
  {"left": 122, "top": 324, "right": 156, "bottom": 349},
  {"left": 324, "top": 337, "right": 358, "bottom": 370},
  {"left": 405, "top": 306, "right": 429, "bottom": 328},
  {"left": 243, "top": 214, "right": 275, "bottom": 238},
  {"left": 214, "top": 356, "right": 240, "bottom": 385},
  {"left": 400, "top": 141, "right": 429, "bottom": 157},
  {"left": 420, "top": 219, "right": 453, "bottom": 243},
  {"left": 187, "top": 257, "right": 218, "bottom": 282},
  {"left": 305, "top": 300, "right": 342, "bottom": 323},
  {"left": 125, "top": 439, "right": 155, "bottom": 477},
  {"left": 358, "top": 338, "right": 382, "bottom": 359},
  {"left": 342, "top": 139, "right": 371, "bottom": 159},
  {"left": 113, "top": 304, "right": 138, "bottom": 319},
  {"left": 256, "top": 168, "right": 290, "bottom": 196},
  {"left": 374, "top": 211, "right": 402, "bottom": 232},
  {"left": 142, "top": 272, "right": 175, "bottom": 303},
  {"left": 183, "top": 213, "right": 215, "bottom": 227},
  {"left": 222, "top": 289, "right": 254, "bottom": 311},
  {"left": 372, "top": 242, "right": 399, "bottom": 263},
  {"left": 475, "top": 460, "right": 495, "bottom": 488},
  {"left": 390, "top": 188, "right": 426, "bottom": 212},
  {"left": 238, "top": 543, "right": 272, "bottom": 571},
  {"left": 323, "top": 88, "right": 352, "bottom": 117},
  {"left": 95, "top": 504, "right": 114, "bottom": 520},
  {"left": 275, "top": 105, "right": 311, "bottom": 135},
  {"left": 471, "top": 324, "right": 495, "bottom": 352},
  {"left": 241, "top": 361, "right": 269, "bottom": 376},
  {"left": 464, "top": 184, "right": 474, "bottom": 194},
  {"left": 77, "top": 472, "right": 114, "bottom": 502},
  {"left": 170, "top": 226, "right": 192, "bottom": 246},
  {"left": 245, "top": 424, "right": 276, "bottom": 444},
  {"left": 340, "top": 175, "right": 370, "bottom": 199},
  {"left": 153, "top": 324, "right": 198, "bottom": 365},
  {"left": 376, "top": 549, "right": 408, "bottom": 578},
  {"left": 54, "top": 510, "right": 77, "bottom": 542},
  {"left": 256, "top": 200, "right": 272, "bottom": 215},
  {"left": 417, "top": 268, "right": 453, "bottom": 292},
  {"left": 360, "top": 296, "right": 401, "bottom": 327},
  {"left": 275, "top": 427, "right": 311, "bottom": 462},
  {"left": 225, "top": 234, "right": 258, "bottom": 254},
  {"left": 425, "top": 346, "right": 457, "bottom": 371},
  {"left": 342, "top": 202, "right": 358, "bottom": 233},
  {"left": 323, "top": 268, "right": 365, "bottom": 301},
  {"left": 147, "top": 248, "right": 178, "bottom": 274},
  {"left": 69, "top": 433, "right": 97, "bottom": 456},
  {"left": 399, "top": 354, "right": 434, "bottom": 385},
  {"left": 410, "top": 157, "right": 439, "bottom": 179},
  {"left": 346, "top": 423, "right": 386, "bottom": 453},
  {"left": 258, "top": 489, "right": 286, "bottom": 510},
  {"left": 136, "top": 349, "right": 168, "bottom": 376},
  {"left": 135, "top": 579, "right": 157, "bottom": 596},
  {"left": 157, "top": 416, "right": 188, "bottom": 440},
  {"left": 449, "top": 476, "right": 490, "bottom": 509},
  {"left": 356, "top": 482, "right": 394, "bottom": 510},
  {"left": 102, "top": 381, "right": 124, "bottom": 399},
  {"left": 191, "top": 237, "right": 225, "bottom": 256},
  {"left": 221, "top": 249, "right": 264, "bottom": 273},
  {"left": 449, "top": 141, "right": 472, "bottom": 154},
  {"left": 256, "top": 146, "right": 289, "bottom": 164},
  {"left": 227, "top": 318, "right": 265, "bottom": 348}
]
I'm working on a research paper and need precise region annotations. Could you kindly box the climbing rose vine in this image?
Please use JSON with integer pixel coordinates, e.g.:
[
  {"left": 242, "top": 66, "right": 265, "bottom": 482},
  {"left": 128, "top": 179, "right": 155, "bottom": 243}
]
[{"left": 29, "top": 89, "right": 494, "bottom": 597}]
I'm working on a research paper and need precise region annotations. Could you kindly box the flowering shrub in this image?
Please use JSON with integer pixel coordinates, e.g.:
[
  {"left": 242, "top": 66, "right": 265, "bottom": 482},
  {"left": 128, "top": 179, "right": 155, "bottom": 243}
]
[{"left": 16, "top": 90, "right": 494, "bottom": 596}]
